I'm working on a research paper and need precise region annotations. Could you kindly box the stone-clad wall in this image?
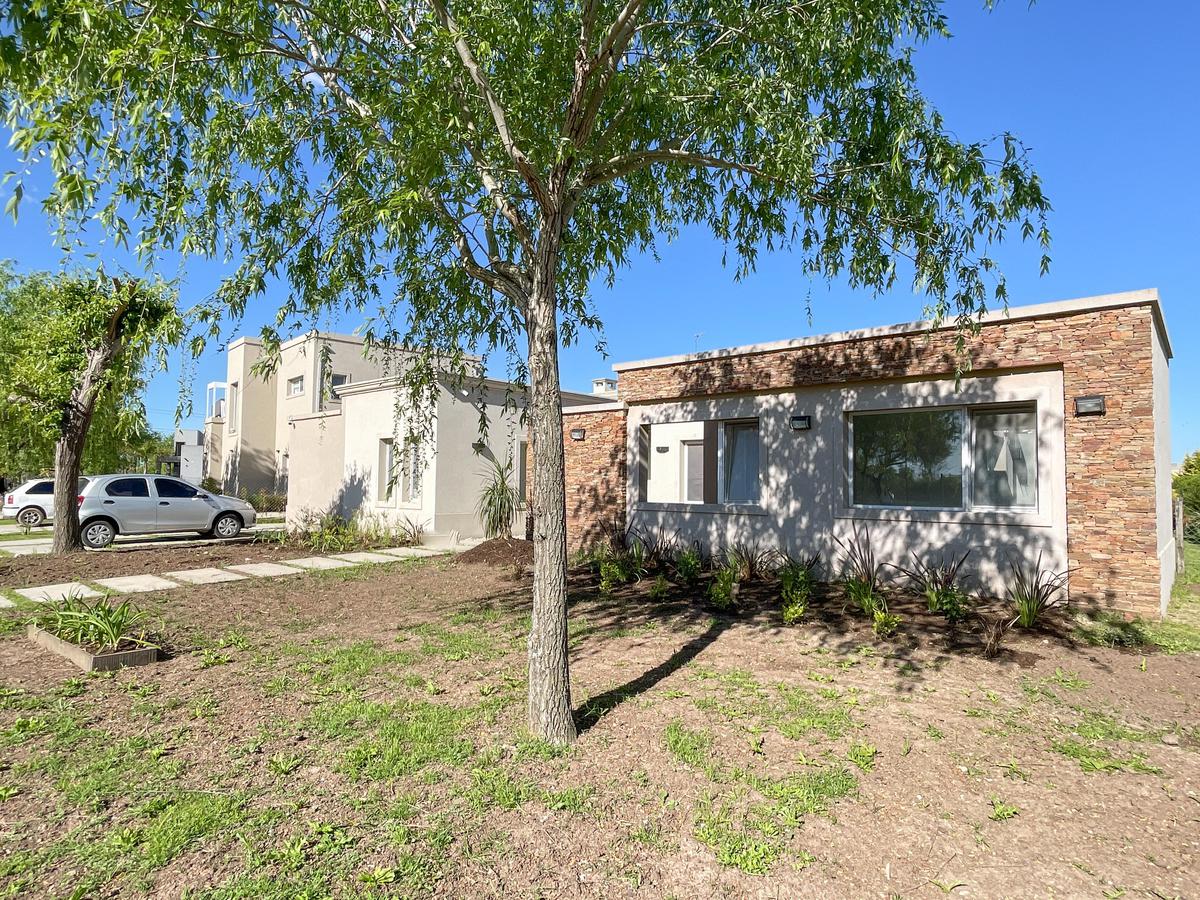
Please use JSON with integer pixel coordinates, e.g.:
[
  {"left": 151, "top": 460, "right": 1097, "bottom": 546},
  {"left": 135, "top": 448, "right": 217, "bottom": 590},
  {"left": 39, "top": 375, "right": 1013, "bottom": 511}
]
[
  {"left": 567, "top": 302, "right": 1165, "bottom": 614},
  {"left": 561, "top": 408, "right": 628, "bottom": 549}
]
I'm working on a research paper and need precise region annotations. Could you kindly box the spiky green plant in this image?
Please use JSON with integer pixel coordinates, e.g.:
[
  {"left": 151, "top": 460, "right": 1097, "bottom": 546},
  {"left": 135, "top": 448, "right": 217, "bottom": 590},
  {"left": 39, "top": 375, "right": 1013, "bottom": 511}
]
[
  {"left": 476, "top": 457, "right": 519, "bottom": 540},
  {"left": 724, "top": 541, "right": 774, "bottom": 583},
  {"left": 898, "top": 550, "right": 972, "bottom": 621},
  {"left": 1007, "top": 554, "right": 1068, "bottom": 628},
  {"left": 674, "top": 544, "right": 704, "bottom": 585}
]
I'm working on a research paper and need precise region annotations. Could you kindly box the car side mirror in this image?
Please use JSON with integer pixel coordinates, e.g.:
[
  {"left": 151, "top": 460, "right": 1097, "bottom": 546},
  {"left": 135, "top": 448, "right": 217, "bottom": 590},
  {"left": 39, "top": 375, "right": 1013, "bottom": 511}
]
[{"left": 197, "top": 493, "right": 209, "bottom": 500}]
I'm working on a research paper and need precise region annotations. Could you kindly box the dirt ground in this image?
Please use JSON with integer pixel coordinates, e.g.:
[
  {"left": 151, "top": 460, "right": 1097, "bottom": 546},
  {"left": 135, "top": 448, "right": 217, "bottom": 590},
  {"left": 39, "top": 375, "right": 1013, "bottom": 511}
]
[
  {"left": 0, "top": 536, "right": 393, "bottom": 589},
  {"left": 0, "top": 557, "right": 1197, "bottom": 899}
]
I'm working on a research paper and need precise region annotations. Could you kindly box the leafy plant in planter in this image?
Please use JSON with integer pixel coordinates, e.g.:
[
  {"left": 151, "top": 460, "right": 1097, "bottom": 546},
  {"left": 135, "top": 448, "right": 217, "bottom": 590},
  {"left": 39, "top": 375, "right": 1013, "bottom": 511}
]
[
  {"left": 37, "top": 595, "right": 155, "bottom": 652},
  {"left": 1007, "top": 554, "right": 1068, "bottom": 628},
  {"left": 899, "top": 550, "right": 972, "bottom": 622}
]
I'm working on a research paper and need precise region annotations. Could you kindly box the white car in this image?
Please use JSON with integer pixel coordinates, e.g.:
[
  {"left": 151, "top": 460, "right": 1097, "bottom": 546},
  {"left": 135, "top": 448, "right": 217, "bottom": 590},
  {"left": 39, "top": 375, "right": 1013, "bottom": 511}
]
[
  {"left": 77, "top": 474, "right": 258, "bottom": 549},
  {"left": 2, "top": 478, "right": 90, "bottom": 527}
]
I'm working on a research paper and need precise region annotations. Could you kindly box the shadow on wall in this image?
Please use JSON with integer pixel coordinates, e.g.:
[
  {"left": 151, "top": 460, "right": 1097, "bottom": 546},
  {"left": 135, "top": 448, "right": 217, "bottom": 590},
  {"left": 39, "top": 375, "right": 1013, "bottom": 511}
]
[
  {"left": 222, "top": 444, "right": 278, "bottom": 498},
  {"left": 565, "top": 414, "right": 628, "bottom": 551},
  {"left": 617, "top": 349, "right": 1090, "bottom": 604}
]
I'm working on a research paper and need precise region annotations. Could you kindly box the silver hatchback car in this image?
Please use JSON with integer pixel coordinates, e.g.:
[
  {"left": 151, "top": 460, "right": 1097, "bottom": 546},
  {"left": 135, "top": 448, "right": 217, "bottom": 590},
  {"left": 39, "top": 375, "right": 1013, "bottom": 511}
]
[{"left": 77, "top": 474, "right": 258, "bottom": 549}]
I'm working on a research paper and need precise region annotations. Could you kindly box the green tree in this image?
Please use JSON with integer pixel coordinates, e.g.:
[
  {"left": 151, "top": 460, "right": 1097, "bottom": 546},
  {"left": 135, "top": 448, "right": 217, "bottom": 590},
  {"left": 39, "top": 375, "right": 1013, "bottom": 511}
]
[
  {"left": 0, "top": 1, "right": 1049, "bottom": 742},
  {"left": 0, "top": 269, "right": 182, "bottom": 552}
]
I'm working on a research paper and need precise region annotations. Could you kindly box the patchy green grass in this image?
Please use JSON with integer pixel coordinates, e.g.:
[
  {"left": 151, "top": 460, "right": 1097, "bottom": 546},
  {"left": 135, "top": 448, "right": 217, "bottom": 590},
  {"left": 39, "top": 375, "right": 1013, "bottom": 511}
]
[{"left": 1050, "top": 739, "right": 1161, "bottom": 775}]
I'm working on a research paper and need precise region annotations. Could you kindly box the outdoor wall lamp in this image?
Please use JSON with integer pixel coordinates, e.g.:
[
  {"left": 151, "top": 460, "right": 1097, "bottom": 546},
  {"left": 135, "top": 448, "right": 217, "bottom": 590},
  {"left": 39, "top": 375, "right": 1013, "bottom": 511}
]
[
  {"left": 789, "top": 414, "right": 812, "bottom": 431},
  {"left": 1074, "top": 395, "right": 1107, "bottom": 417},
  {"left": 569, "top": 428, "right": 586, "bottom": 441},
  {"left": 655, "top": 445, "right": 669, "bottom": 453}
]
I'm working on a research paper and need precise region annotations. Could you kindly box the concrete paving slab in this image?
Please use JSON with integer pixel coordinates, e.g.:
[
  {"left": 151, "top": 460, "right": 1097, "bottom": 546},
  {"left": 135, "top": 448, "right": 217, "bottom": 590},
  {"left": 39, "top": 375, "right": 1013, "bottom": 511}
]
[
  {"left": 93, "top": 575, "right": 181, "bottom": 594},
  {"left": 377, "top": 546, "right": 441, "bottom": 558},
  {"left": 225, "top": 562, "right": 304, "bottom": 578},
  {"left": 14, "top": 582, "right": 102, "bottom": 603},
  {"left": 2, "top": 542, "right": 52, "bottom": 556},
  {"left": 162, "top": 567, "right": 248, "bottom": 585},
  {"left": 330, "top": 551, "right": 398, "bottom": 564},
  {"left": 283, "top": 556, "right": 356, "bottom": 571}
]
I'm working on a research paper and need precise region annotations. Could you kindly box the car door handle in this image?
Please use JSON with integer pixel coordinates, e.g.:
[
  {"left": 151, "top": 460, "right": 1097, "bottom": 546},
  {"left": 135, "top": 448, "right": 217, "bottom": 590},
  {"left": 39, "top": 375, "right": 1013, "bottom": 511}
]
[
  {"left": 159, "top": 501, "right": 170, "bottom": 506},
  {"left": 103, "top": 500, "right": 115, "bottom": 505}
]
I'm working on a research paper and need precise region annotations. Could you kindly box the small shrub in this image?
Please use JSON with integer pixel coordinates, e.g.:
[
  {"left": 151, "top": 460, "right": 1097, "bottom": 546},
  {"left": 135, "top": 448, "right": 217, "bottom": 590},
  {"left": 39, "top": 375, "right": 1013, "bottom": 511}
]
[
  {"left": 630, "top": 528, "right": 678, "bottom": 570},
  {"left": 723, "top": 541, "right": 773, "bottom": 583},
  {"left": 674, "top": 544, "right": 703, "bottom": 585},
  {"left": 476, "top": 457, "right": 518, "bottom": 539},
  {"left": 846, "top": 741, "right": 878, "bottom": 772},
  {"left": 980, "top": 614, "right": 1013, "bottom": 658},
  {"left": 871, "top": 609, "right": 901, "bottom": 638},
  {"left": 778, "top": 552, "right": 817, "bottom": 625},
  {"left": 1007, "top": 554, "right": 1068, "bottom": 628},
  {"left": 649, "top": 574, "right": 670, "bottom": 601},
  {"left": 836, "top": 525, "right": 883, "bottom": 616},
  {"left": 846, "top": 577, "right": 882, "bottom": 617},
  {"left": 899, "top": 550, "right": 972, "bottom": 621},
  {"left": 708, "top": 566, "right": 738, "bottom": 611}
]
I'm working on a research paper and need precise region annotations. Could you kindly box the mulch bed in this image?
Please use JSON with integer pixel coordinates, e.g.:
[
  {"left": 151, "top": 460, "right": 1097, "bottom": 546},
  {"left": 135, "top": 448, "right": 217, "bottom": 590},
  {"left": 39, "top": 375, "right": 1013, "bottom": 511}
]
[{"left": 457, "top": 537, "right": 535, "bottom": 569}]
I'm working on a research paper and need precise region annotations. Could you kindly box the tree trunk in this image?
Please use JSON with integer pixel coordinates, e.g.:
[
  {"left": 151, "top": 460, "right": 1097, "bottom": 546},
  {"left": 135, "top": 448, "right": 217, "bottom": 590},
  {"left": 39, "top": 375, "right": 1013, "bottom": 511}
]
[
  {"left": 51, "top": 416, "right": 87, "bottom": 554},
  {"left": 51, "top": 320, "right": 124, "bottom": 554},
  {"left": 525, "top": 212, "right": 577, "bottom": 745}
]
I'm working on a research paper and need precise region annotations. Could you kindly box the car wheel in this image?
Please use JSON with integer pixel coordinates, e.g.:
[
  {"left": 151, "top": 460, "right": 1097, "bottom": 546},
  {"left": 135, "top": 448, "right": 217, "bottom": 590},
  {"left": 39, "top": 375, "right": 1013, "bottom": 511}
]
[
  {"left": 82, "top": 519, "right": 116, "bottom": 549},
  {"left": 16, "top": 507, "right": 45, "bottom": 528},
  {"left": 211, "top": 512, "right": 242, "bottom": 540}
]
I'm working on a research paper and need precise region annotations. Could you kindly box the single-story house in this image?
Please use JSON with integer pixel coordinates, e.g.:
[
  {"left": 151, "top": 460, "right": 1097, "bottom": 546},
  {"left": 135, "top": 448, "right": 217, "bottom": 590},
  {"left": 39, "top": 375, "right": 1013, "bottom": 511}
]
[{"left": 561, "top": 289, "right": 1175, "bottom": 618}]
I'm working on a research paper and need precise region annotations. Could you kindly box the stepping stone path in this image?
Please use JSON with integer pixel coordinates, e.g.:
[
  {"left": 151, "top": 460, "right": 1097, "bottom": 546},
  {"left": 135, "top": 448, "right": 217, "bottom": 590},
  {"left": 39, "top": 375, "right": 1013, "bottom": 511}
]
[
  {"left": 282, "top": 556, "right": 357, "bottom": 571},
  {"left": 14, "top": 582, "right": 102, "bottom": 604},
  {"left": 163, "top": 567, "right": 249, "bottom": 585},
  {"left": 224, "top": 562, "right": 305, "bottom": 578},
  {"left": 2, "top": 546, "right": 452, "bottom": 606},
  {"left": 92, "top": 575, "right": 182, "bottom": 594}
]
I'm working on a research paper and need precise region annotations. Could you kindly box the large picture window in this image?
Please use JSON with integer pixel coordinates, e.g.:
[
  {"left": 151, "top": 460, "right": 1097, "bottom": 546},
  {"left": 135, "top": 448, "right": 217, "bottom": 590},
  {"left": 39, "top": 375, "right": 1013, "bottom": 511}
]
[
  {"left": 849, "top": 404, "right": 1038, "bottom": 511},
  {"left": 851, "top": 409, "right": 962, "bottom": 508}
]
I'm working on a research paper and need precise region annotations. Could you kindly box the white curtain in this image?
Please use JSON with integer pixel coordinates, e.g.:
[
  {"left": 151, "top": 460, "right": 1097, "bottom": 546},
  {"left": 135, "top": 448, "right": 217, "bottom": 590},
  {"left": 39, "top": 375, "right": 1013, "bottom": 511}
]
[{"left": 724, "top": 423, "right": 759, "bottom": 503}]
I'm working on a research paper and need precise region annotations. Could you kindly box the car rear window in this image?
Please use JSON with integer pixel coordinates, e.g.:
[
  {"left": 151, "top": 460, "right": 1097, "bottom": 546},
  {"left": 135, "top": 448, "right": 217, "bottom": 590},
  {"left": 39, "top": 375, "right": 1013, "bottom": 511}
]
[
  {"left": 27, "top": 481, "right": 53, "bottom": 495},
  {"left": 105, "top": 478, "right": 150, "bottom": 498}
]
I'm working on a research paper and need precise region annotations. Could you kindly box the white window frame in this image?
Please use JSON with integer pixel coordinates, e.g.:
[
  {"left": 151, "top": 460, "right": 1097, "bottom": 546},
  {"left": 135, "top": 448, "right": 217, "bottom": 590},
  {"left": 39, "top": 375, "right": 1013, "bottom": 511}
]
[
  {"left": 286, "top": 375, "right": 305, "bottom": 397},
  {"left": 378, "top": 438, "right": 396, "bottom": 504},
  {"left": 680, "top": 439, "right": 705, "bottom": 504},
  {"left": 846, "top": 402, "right": 1038, "bottom": 513},
  {"left": 227, "top": 382, "right": 240, "bottom": 434}
]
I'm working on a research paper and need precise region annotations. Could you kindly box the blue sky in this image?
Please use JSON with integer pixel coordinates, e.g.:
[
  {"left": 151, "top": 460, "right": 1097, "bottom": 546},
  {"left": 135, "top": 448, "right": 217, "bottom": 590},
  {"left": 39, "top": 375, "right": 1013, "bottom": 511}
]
[{"left": 1, "top": 1, "right": 1195, "bottom": 460}]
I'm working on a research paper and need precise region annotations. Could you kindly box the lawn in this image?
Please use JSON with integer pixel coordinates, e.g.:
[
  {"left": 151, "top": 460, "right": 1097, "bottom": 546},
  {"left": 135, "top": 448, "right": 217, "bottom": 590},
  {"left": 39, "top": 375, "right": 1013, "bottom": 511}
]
[{"left": 0, "top": 551, "right": 1197, "bottom": 898}]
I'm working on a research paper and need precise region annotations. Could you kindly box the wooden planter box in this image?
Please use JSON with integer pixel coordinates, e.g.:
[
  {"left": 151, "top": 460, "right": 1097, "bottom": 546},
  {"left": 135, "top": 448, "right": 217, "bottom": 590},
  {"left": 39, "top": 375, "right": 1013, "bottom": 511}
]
[{"left": 27, "top": 624, "right": 159, "bottom": 673}]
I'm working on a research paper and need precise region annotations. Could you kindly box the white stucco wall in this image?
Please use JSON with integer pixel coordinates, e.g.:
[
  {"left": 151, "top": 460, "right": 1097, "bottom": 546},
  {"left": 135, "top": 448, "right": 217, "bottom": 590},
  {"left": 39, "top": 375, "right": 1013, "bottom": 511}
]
[
  {"left": 284, "top": 411, "right": 347, "bottom": 527},
  {"left": 1152, "top": 323, "right": 1176, "bottom": 615},
  {"left": 643, "top": 421, "right": 706, "bottom": 504},
  {"left": 222, "top": 339, "right": 278, "bottom": 495},
  {"left": 627, "top": 369, "right": 1068, "bottom": 598}
]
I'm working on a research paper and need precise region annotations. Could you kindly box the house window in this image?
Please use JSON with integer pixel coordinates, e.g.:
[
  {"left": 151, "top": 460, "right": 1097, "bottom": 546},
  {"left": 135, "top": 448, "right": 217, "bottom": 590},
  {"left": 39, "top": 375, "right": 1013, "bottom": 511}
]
[
  {"left": 331, "top": 373, "right": 349, "bottom": 389},
  {"left": 378, "top": 438, "right": 396, "bottom": 502},
  {"left": 402, "top": 444, "right": 423, "bottom": 503},
  {"left": 851, "top": 409, "right": 963, "bottom": 508},
  {"left": 723, "top": 421, "right": 759, "bottom": 504},
  {"left": 518, "top": 440, "right": 529, "bottom": 504},
  {"left": 287, "top": 375, "right": 305, "bottom": 397},
  {"left": 682, "top": 440, "right": 705, "bottom": 503},
  {"left": 228, "top": 382, "right": 240, "bottom": 434},
  {"left": 971, "top": 407, "right": 1037, "bottom": 509},
  {"left": 321, "top": 370, "right": 349, "bottom": 410},
  {"left": 849, "top": 404, "right": 1038, "bottom": 511}
]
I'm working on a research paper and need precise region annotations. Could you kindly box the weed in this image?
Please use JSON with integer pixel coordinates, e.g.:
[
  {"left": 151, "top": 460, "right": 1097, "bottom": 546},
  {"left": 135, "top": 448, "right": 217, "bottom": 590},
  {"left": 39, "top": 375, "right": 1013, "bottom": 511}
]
[
  {"left": 846, "top": 742, "right": 878, "bottom": 772},
  {"left": 925, "top": 724, "right": 945, "bottom": 741},
  {"left": 649, "top": 574, "right": 670, "bottom": 600},
  {"left": 1050, "top": 739, "right": 1161, "bottom": 774},
  {"left": 0, "top": 784, "right": 19, "bottom": 800},
  {"left": 267, "top": 752, "right": 303, "bottom": 776},
  {"left": 467, "top": 767, "right": 532, "bottom": 810},
  {"left": 871, "top": 609, "right": 901, "bottom": 638},
  {"left": 999, "top": 759, "right": 1030, "bottom": 781},
  {"left": 988, "top": 797, "right": 1020, "bottom": 821},
  {"left": 543, "top": 785, "right": 592, "bottom": 813},
  {"left": 694, "top": 799, "right": 781, "bottom": 875},
  {"left": 664, "top": 720, "right": 713, "bottom": 770},
  {"left": 198, "top": 648, "right": 233, "bottom": 669}
]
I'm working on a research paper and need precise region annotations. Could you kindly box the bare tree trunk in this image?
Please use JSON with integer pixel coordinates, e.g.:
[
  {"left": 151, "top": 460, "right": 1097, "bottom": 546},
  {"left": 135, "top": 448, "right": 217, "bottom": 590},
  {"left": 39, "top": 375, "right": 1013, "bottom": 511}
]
[{"left": 525, "top": 212, "right": 577, "bottom": 745}]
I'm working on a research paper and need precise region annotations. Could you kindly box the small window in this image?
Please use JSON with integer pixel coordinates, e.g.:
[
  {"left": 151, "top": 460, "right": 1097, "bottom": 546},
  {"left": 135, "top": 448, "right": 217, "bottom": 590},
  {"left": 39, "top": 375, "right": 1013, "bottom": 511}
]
[
  {"left": 402, "top": 445, "right": 423, "bottom": 503},
  {"left": 723, "top": 421, "right": 759, "bottom": 504},
  {"left": 155, "top": 478, "right": 198, "bottom": 499},
  {"left": 851, "top": 409, "right": 963, "bottom": 508},
  {"left": 971, "top": 407, "right": 1037, "bottom": 509},
  {"left": 106, "top": 477, "right": 149, "bottom": 498},
  {"left": 330, "top": 373, "right": 349, "bottom": 388},
  {"left": 287, "top": 375, "right": 305, "bottom": 397},
  {"left": 228, "top": 382, "right": 240, "bottom": 433},
  {"left": 682, "top": 440, "right": 705, "bottom": 503},
  {"left": 378, "top": 438, "right": 396, "bottom": 502},
  {"left": 518, "top": 440, "right": 529, "bottom": 503},
  {"left": 27, "top": 481, "right": 53, "bottom": 495}
]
